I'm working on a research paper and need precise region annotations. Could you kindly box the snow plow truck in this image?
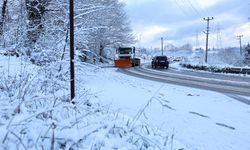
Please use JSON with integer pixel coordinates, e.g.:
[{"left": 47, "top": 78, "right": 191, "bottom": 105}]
[{"left": 114, "top": 47, "right": 140, "bottom": 68}]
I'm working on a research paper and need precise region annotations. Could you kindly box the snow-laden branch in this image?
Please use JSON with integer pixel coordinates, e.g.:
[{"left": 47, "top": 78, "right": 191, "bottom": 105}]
[
  {"left": 75, "top": 26, "right": 109, "bottom": 31},
  {"left": 74, "top": 6, "right": 115, "bottom": 20}
]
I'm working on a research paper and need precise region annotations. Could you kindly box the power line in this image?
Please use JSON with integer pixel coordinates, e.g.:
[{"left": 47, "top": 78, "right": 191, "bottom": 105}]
[
  {"left": 174, "top": 0, "right": 190, "bottom": 15},
  {"left": 181, "top": 0, "right": 209, "bottom": 17},
  {"left": 186, "top": 0, "right": 200, "bottom": 16},
  {"left": 174, "top": 0, "right": 207, "bottom": 18},
  {"left": 192, "top": 0, "right": 209, "bottom": 16}
]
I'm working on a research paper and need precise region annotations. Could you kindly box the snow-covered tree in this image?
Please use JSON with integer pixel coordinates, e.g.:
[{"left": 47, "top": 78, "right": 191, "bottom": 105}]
[
  {"left": 179, "top": 43, "right": 193, "bottom": 51},
  {"left": 77, "top": 0, "right": 135, "bottom": 61},
  {"left": 1, "top": 0, "right": 134, "bottom": 64},
  {"left": 0, "top": 0, "right": 27, "bottom": 51},
  {"left": 25, "top": 0, "right": 49, "bottom": 47},
  {"left": 244, "top": 44, "right": 250, "bottom": 65}
]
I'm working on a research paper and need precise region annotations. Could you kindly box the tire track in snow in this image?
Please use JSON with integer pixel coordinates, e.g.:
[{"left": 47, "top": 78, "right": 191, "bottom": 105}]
[{"left": 118, "top": 66, "right": 250, "bottom": 103}]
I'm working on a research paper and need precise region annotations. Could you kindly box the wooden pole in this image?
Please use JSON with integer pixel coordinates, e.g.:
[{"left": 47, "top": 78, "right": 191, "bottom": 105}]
[{"left": 70, "top": 0, "right": 75, "bottom": 102}]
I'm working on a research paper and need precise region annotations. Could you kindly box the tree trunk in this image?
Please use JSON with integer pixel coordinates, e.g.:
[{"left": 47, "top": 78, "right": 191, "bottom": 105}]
[
  {"left": 0, "top": 0, "right": 8, "bottom": 35},
  {"left": 25, "top": 0, "right": 47, "bottom": 46},
  {"left": 58, "top": 29, "right": 69, "bottom": 72},
  {"left": 99, "top": 44, "right": 104, "bottom": 63}
]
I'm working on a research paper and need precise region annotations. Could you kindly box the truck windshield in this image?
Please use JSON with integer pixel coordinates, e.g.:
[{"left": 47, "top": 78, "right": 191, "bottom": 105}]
[{"left": 119, "top": 48, "right": 132, "bottom": 54}]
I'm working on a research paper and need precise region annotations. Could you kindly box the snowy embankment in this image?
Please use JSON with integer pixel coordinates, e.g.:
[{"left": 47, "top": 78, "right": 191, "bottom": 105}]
[
  {"left": 0, "top": 55, "right": 185, "bottom": 150},
  {"left": 175, "top": 49, "right": 250, "bottom": 75}
]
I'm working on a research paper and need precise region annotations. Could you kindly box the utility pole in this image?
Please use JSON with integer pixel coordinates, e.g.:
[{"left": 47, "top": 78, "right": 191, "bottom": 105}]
[
  {"left": 203, "top": 17, "right": 214, "bottom": 63},
  {"left": 161, "top": 37, "right": 163, "bottom": 56},
  {"left": 70, "top": 0, "right": 75, "bottom": 102},
  {"left": 237, "top": 35, "right": 243, "bottom": 55}
]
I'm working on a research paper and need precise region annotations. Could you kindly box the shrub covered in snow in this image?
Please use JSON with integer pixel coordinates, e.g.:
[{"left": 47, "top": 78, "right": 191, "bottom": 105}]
[
  {"left": 180, "top": 63, "right": 250, "bottom": 74},
  {"left": 244, "top": 44, "right": 250, "bottom": 65},
  {"left": 0, "top": 56, "right": 182, "bottom": 150}
]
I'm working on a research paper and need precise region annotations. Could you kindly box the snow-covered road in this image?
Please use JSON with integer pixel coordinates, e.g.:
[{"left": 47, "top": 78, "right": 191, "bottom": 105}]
[
  {"left": 119, "top": 64, "right": 250, "bottom": 98},
  {"left": 85, "top": 67, "right": 250, "bottom": 150}
]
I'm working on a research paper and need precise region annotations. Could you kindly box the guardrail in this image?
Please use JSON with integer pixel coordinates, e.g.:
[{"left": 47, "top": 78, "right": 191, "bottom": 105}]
[{"left": 181, "top": 63, "right": 250, "bottom": 75}]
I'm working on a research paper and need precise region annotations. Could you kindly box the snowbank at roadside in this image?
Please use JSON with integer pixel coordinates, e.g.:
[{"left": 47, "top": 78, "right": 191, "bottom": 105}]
[{"left": 0, "top": 55, "right": 186, "bottom": 149}]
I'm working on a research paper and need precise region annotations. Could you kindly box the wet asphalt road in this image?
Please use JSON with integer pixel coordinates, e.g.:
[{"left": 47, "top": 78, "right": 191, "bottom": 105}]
[{"left": 119, "top": 64, "right": 250, "bottom": 104}]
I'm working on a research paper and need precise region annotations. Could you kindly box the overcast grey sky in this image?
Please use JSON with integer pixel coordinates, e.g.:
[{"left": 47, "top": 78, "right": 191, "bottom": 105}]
[{"left": 121, "top": 0, "right": 250, "bottom": 49}]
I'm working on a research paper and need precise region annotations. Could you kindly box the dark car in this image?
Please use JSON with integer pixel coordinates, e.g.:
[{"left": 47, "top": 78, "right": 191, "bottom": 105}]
[{"left": 151, "top": 56, "right": 169, "bottom": 69}]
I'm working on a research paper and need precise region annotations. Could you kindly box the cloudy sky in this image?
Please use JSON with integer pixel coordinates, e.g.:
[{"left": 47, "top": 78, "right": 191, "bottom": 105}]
[{"left": 121, "top": 0, "right": 250, "bottom": 49}]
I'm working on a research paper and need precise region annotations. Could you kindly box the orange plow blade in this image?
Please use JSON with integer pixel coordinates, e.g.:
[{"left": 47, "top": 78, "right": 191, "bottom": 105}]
[{"left": 114, "top": 59, "right": 132, "bottom": 68}]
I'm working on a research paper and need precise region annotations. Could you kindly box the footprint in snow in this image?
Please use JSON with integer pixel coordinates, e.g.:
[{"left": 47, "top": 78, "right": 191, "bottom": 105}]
[
  {"left": 187, "top": 94, "right": 200, "bottom": 96},
  {"left": 162, "top": 104, "right": 176, "bottom": 111},
  {"left": 159, "top": 93, "right": 165, "bottom": 97},
  {"left": 189, "top": 111, "right": 210, "bottom": 119},
  {"left": 157, "top": 96, "right": 162, "bottom": 99},
  {"left": 161, "top": 99, "right": 170, "bottom": 103},
  {"left": 130, "top": 85, "right": 136, "bottom": 88},
  {"left": 216, "top": 123, "right": 235, "bottom": 130}
]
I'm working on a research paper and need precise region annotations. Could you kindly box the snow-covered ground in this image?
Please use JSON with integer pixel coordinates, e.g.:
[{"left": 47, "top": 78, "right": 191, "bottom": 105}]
[
  {"left": 0, "top": 55, "right": 185, "bottom": 149},
  {"left": 84, "top": 66, "right": 250, "bottom": 150},
  {"left": 1, "top": 55, "right": 250, "bottom": 150}
]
